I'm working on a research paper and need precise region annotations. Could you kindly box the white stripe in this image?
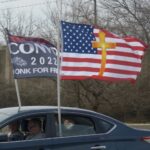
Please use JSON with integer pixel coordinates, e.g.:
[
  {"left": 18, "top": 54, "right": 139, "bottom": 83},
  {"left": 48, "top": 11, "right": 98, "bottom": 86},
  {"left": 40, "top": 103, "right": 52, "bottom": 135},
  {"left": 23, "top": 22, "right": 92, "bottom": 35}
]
[
  {"left": 105, "top": 37, "right": 126, "bottom": 43},
  {"left": 106, "top": 55, "right": 141, "bottom": 63},
  {"left": 61, "top": 52, "right": 101, "bottom": 59},
  {"left": 97, "top": 47, "right": 144, "bottom": 56},
  {"left": 134, "top": 50, "right": 144, "bottom": 56},
  {"left": 94, "top": 29, "right": 100, "bottom": 33},
  {"left": 94, "top": 36, "right": 126, "bottom": 43},
  {"left": 62, "top": 71, "right": 137, "bottom": 79},
  {"left": 106, "top": 47, "right": 144, "bottom": 56},
  {"left": 62, "top": 52, "right": 142, "bottom": 62},
  {"left": 104, "top": 72, "right": 137, "bottom": 79},
  {"left": 128, "top": 42, "right": 144, "bottom": 47},
  {"left": 61, "top": 53, "right": 141, "bottom": 63},
  {"left": 61, "top": 62, "right": 101, "bottom": 68},
  {"left": 61, "top": 71, "right": 99, "bottom": 76},
  {"left": 106, "top": 64, "right": 141, "bottom": 72},
  {"left": 100, "top": 37, "right": 144, "bottom": 47}
]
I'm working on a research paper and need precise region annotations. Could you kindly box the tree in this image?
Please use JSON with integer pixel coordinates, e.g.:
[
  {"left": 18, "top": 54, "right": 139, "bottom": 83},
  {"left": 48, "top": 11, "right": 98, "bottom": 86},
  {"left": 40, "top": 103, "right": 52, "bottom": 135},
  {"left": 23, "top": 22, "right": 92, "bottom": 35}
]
[
  {"left": 101, "top": 0, "right": 150, "bottom": 44},
  {"left": 0, "top": 9, "right": 38, "bottom": 41}
]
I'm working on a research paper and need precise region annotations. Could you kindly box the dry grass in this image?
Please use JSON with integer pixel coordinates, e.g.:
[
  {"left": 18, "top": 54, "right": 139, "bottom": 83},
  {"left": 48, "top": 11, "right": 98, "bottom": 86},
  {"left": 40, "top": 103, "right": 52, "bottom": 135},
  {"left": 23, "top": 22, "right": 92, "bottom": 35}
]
[{"left": 128, "top": 124, "right": 150, "bottom": 130}]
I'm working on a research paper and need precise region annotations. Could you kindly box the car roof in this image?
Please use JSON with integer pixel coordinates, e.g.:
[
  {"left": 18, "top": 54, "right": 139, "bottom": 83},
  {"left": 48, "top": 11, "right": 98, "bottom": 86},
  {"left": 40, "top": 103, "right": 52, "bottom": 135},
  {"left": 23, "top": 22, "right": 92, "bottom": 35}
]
[
  {"left": 0, "top": 106, "right": 122, "bottom": 126},
  {"left": 0, "top": 106, "right": 95, "bottom": 115},
  {"left": 1, "top": 106, "right": 113, "bottom": 122}
]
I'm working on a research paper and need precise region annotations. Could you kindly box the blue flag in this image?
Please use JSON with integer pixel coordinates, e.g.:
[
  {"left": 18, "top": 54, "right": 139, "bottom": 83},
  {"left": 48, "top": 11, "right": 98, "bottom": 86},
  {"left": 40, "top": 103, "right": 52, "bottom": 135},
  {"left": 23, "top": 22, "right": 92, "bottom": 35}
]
[{"left": 8, "top": 34, "right": 57, "bottom": 78}]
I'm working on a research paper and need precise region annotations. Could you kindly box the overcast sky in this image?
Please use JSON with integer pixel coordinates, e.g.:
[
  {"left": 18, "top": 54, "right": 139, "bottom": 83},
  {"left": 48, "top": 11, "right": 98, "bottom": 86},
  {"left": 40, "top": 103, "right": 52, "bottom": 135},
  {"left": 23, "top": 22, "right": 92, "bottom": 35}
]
[{"left": 0, "top": 0, "right": 54, "bottom": 19}]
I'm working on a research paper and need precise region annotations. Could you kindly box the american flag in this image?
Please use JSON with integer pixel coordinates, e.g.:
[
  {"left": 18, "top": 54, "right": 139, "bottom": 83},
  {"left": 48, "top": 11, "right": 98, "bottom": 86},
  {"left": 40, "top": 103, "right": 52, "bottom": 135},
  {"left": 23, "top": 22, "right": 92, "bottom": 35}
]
[{"left": 60, "top": 21, "right": 147, "bottom": 82}]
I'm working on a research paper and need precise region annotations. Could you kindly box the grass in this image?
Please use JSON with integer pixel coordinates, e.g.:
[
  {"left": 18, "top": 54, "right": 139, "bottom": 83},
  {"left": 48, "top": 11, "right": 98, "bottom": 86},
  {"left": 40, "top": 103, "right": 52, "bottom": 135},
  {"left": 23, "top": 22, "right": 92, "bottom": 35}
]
[{"left": 127, "top": 124, "right": 150, "bottom": 130}]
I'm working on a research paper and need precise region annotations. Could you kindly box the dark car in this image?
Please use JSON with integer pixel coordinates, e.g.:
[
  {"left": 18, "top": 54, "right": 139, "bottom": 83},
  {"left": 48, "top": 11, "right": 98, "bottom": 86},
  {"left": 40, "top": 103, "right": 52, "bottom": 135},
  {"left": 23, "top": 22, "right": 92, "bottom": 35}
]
[{"left": 0, "top": 106, "right": 150, "bottom": 150}]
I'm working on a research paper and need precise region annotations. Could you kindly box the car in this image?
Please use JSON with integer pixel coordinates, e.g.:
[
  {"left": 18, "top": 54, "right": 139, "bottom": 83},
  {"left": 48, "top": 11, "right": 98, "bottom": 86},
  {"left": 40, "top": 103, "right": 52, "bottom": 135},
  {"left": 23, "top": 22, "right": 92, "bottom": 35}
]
[{"left": 0, "top": 106, "right": 150, "bottom": 150}]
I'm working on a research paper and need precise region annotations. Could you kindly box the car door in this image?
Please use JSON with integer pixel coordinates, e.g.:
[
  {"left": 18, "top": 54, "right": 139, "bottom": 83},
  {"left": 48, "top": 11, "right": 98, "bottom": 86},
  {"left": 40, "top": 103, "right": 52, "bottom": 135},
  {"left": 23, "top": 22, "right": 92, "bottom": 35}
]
[{"left": 48, "top": 113, "right": 117, "bottom": 150}]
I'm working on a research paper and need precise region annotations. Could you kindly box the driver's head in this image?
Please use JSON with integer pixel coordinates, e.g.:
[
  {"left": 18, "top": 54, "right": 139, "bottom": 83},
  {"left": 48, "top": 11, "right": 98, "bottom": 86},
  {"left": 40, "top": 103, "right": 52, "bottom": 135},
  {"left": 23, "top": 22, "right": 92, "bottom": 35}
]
[{"left": 27, "top": 118, "right": 42, "bottom": 135}]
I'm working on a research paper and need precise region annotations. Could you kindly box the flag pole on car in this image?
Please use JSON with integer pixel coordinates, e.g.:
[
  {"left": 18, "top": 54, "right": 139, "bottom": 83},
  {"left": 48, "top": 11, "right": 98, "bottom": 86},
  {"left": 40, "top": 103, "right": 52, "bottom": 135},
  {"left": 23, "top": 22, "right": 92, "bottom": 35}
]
[
  {"left": 5, "top": 28, "right": 22, "bottom": 111},
  {"left": 56, "top": 0, "right": 63, "bottom": 137}
]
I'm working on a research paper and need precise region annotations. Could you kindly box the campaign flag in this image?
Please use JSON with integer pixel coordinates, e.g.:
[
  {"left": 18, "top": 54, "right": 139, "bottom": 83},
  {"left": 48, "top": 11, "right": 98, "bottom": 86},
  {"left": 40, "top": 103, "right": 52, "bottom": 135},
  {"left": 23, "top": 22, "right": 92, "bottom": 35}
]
[
  {"left": 60, "top": 21, "right": 147, "bottom": 82},
  {"left": 7, "top": 33, "right": 57, "bottom": 78}
]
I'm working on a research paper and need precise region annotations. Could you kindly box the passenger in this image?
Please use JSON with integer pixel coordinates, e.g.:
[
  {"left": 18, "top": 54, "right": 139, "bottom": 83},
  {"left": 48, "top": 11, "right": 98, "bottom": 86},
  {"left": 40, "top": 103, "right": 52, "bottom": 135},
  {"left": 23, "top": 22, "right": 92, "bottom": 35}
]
[
  {"left": 62, "top": 118, "right": 79, "bottom": 136},
  {"left": 26, "top": 118, "right": 45, "bottom": 140},
  {"left": 8, "top": 121, "right": 24, "bottom": 141},
  {"left": 63, "top": 118, "right": 75, "bottom": 130}
]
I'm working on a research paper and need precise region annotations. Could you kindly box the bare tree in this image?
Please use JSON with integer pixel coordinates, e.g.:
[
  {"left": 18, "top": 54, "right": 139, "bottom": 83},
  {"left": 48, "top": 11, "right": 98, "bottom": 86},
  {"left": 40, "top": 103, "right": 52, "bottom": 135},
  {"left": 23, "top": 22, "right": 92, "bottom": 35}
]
[
  {"left": 101, "top": 0, "right": 150, "bottom": 44},
  {"left": 0, "top": 9, "right": 38, "bottom": 42}
]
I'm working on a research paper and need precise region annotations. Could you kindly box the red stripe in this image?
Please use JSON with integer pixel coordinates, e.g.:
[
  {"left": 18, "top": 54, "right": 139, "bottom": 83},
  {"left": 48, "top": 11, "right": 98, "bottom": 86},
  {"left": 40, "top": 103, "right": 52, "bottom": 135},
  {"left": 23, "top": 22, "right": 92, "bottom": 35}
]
[
  {"left": 105, "top": 68, "right": 140, "bottom": 75},
  {"left": 62, "top": 66, "right": 99, "bottom": 72},
  {"left": 107, "top": 51, "right": 141, "bottom": 58},
  {"left": 61, "top": 67, "right": 140, "bottom": 75},
  {"left": 92, "top": 76, "right": 136, "bottom": 82},
  {"left": 63, "top": 57, "right": 100, "bottom": 63},
  {"left": 124, "top": 38, "right": 143, "bottom": 42},
  {"left": 61, "top": 75, "right": 136, "bottom": 82},
  {"left": 94, "top": 31, "right": 118, "bottom": 39},
  {"left": 9, "top": 35, "right": 54, "bottom": 46},
  {"left": 106, "top": 60, "right": 141, "bottom": 67},
  {"left": 97, "top": 51, "right": 141, "bottom": 59},
  {"left": 62, "top": 58, "right": 141, "bottom": 67},
  {"left": 116, "top": 43, "right": 144, "bottom": 49},
  {"left": 61, "top": 76, "right": 91, "bottom": 80},
  {"left": 124, "top": 37, "right": 148, "bottom": 48},
  {"left": 95, "top": 42, "right": 145, "bottom": 51}
]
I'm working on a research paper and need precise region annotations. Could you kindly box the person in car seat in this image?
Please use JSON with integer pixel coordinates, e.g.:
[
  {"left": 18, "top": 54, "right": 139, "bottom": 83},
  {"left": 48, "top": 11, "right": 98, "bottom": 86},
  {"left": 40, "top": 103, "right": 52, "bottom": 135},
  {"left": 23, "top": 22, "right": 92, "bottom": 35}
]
[
  {"left": 26, "top": 118, "right": 45, "bottom": 140},
  {"left": 8, "top": 121, "right": 24, "bottom": 141}
]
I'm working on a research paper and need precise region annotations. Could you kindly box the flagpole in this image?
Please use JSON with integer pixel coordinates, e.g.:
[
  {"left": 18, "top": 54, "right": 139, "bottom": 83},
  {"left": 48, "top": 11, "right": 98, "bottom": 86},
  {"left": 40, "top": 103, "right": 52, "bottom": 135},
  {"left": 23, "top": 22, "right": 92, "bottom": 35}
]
[
  {"left": 5, "top": 28, "right": 22, "bottom": 111},
  {"left": 14, "top": 79, "right": 22, "bottom": 111},
  {"left": 56, "top": 0, "right": 62, "bottom": 137}
]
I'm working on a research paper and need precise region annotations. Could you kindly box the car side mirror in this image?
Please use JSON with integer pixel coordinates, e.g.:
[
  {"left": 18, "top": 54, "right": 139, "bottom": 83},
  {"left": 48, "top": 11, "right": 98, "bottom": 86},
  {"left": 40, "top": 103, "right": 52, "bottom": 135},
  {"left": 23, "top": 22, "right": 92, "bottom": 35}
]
[{"left": 0, "top": 133, "right": 8, "bottom": 142}]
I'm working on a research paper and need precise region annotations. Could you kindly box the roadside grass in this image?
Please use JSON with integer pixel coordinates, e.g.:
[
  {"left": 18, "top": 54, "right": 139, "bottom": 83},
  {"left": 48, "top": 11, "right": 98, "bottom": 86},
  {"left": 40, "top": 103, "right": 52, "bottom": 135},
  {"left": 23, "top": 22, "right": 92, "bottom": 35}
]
[{"left": 127, "top": 124, "right": 150, "bottom": 130}]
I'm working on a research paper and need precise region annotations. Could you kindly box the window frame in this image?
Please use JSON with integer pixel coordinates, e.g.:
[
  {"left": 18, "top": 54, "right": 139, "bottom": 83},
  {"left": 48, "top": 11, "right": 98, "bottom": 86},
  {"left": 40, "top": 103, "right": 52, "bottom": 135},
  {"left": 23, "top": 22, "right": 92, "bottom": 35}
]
[
  {"left": 53, "top": 111, "right": 116, "bottom": 138},
  {"left": 54, "top": 113, "right": 97, "bottom": 137}
]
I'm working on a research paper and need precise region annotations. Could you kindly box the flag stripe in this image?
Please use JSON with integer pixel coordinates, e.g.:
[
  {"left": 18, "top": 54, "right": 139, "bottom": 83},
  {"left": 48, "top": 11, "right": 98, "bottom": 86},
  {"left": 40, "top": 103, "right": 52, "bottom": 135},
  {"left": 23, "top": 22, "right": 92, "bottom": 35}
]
[
  {"left": 61, "top": 75, "right": 136, "bottom": 81},
  {"left": 61, "top": 61, "right": 101, "bottom": 68},
  {"left": 61, "top": 70, "right": 138, "bottom": 79},
  {"left": 105, "top": 68, "right": 140, "bottom": 75},
  {"left": 62, "top": 67, "right": 139, "bottom": 75},
  {"left": 62, "top": 66, "right": 99, "bottom": 72},
  {"left": 62, "top": 53, "right": 142, "bottom": 63},
  {"left": 61, "top": 64, "right": 141, "bottom": 72},
  {"left": 63, "top": 57, "right": 141, "bottom": 67}
]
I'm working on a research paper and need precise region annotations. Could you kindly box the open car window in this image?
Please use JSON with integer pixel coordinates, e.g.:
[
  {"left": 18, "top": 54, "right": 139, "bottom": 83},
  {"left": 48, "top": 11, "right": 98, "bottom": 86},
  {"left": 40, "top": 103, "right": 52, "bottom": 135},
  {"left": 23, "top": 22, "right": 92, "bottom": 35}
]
[
  {"left": 55, "top": 114, "right": 96, "bottom": 137},
  {"left": 0, "top": 115, "right": 46, "bottom": 142}
]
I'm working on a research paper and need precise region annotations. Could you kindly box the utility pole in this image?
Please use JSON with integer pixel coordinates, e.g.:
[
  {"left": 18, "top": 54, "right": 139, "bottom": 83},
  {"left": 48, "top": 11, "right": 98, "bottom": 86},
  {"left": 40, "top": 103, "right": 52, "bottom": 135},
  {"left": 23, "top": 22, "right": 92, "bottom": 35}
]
[{"left": 94, "top": 0, "right": 97, "bottom": 25}]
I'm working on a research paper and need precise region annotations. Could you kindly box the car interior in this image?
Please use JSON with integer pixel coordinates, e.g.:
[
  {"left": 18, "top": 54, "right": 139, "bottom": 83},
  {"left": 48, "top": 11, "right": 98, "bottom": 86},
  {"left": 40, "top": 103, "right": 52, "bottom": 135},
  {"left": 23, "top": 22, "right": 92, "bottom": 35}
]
[{"left": 0, "top": 116, "right": 46, "bottom": 142}]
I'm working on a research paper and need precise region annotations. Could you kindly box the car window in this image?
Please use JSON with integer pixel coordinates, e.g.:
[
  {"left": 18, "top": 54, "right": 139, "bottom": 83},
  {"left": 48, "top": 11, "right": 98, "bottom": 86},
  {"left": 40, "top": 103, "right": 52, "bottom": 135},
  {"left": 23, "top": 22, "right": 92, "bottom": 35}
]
[
  {"left": 96, "top": 118, "right": 114, "bottom": 133},
  {"left": 0, "top": 115, "right": 46, "bottom": 142},
  {"left": 55, "top": 114, "right": 96, "bottom": 137}
]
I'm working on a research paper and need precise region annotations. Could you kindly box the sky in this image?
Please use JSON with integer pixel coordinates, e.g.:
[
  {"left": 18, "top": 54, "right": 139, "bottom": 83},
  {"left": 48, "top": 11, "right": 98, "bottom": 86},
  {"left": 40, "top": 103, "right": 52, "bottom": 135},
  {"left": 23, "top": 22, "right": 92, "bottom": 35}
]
[
  {"left": 0, "top": 0, "right": 57, "bottom": 43},
  {"left": 0, "top": 0, "right": 100, "bottom": 44},
  {"left": 0, "top": 0, "right": 49, "bottom": 18}
]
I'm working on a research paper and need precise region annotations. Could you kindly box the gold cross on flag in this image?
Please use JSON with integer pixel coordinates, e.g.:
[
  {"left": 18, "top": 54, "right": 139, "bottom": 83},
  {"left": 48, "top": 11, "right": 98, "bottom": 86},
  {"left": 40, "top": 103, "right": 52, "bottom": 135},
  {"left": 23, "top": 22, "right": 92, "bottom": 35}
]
[{"left": 92, "top": 31, "right": 116, "bottom": 76}]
